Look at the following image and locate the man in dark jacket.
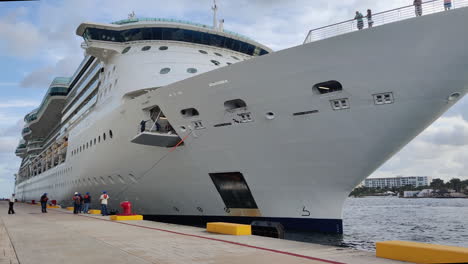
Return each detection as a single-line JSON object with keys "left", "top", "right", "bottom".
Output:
{"left": 83, "top": 192, "right": 91, "bottom": 214}
{"left": 40, "top": 193, "right": 48, "bottom": 213}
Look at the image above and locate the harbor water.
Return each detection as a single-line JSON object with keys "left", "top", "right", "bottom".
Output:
{"left": 286, "top": 197, "right": 468, "bottom": 251}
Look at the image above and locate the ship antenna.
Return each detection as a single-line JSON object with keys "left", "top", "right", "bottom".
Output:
{"left": 212, "top": 0, "right": 218, "bottom": 29}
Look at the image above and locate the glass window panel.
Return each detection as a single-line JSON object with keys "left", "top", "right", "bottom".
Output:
{"left": 183, "top": 30, "right": 193, "bottom": 42}
{"left": 151, "top": 28, "right": 162, "bottom": 40}
{"left": 192, "top": 31, "right": 202, "bottom": 44}
{"left": 201, "top": 32, "right": 211, "bottom": 45}
{"left": 173, "top": 29, "right": 184, "bottom": 41}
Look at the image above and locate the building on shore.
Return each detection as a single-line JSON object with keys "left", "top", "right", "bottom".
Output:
{"left": 364, "top": 176, "right": 431, "bottom": 188}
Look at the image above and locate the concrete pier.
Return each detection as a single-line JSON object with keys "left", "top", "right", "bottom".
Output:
{"left": 0, "top": 202, "right": 407, "bottom": 264}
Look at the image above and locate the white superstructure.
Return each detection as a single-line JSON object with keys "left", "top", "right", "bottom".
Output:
{"left": 13, "top": 4, "right": 468, "bottom": 233}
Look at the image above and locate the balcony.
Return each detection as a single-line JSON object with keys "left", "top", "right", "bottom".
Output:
{"left": 22, "top": 127, "right": 31, "bottom": 137}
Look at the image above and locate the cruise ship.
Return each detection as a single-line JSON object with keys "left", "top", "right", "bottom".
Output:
{"left": 13, "top": 2, "right": 468, "bottom": 233}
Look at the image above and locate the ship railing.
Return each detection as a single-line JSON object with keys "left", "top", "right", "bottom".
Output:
{"left": 304, "top": 0, "right": 468, "bottom": 44}
{"left": 138, "top": 119, "right": 175, "bottom": 135}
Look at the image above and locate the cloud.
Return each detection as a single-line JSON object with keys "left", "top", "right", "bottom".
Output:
{"left": 372, "top": 115, "right": 468, "bottom": 180}
{"left": 0, "top": 100, "right": 39, "bottom": 108}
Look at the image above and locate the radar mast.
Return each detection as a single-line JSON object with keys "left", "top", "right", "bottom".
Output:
{"left": 212, "top": 0, "right": 218, "bottom": 29}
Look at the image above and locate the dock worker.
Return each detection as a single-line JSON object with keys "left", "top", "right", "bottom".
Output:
{"left": 40, "top": 193, "right": 48, "bottom": 213}
{"left": 83, "top": 192, "right": 91, "bottom": 214}
{"left": 72, "top": 192, "right": 81, "bottom": 214}
{"left": 78, "top": 193, "right": 84, "bottom": 213}
{"left": 99, "top": 191, "right": 109, "bottom": 216}
{"left": 355, "top": 11, "right": 364, "bottom": 30}
{"left": 8, "top": 193, "right": 15, "bottom": 214}
{"left": 414, "top": 0, "right": 423, "bottom": 16}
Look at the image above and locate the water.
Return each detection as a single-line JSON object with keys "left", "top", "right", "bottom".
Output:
{"left": 285, "top": 197, "right": 468, "bottom": 251}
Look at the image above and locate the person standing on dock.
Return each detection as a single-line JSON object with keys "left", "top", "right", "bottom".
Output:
{"left": 78, "top": 193, "right": 84, "bottom": 213}
{"left": 83, "top": 192, "right": 91, "bottom": 214}
{"left": 444, "top": 0, "right": 452, "bottom": 10}
{"left": 414, "top": 0, "right": 423, "bottom": 16}
{"left": 40, "top": 193, "right": 48, "bottom": 213}
{"left": 99, "top": 191, "right": 109, "bottom": 216}
{"left": 72, "top": 192, "right": 81, "bottom": 214}
{"left": 8, "top": 194, "right": 15, "bottom": 214}
{"left": 355, "top": 11, "right": 364, "bottom": 30}
{"left": 366, "top": 9, "right": 374, "bottom": 28}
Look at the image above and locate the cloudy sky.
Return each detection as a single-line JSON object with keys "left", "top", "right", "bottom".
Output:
{"left": 0, "top": 0, "right": 467, "bottom": 197}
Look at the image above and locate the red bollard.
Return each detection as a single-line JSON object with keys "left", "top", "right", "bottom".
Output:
{"left": 31, "top": 200, "right": 36, "bottom": 204}
{"left": 120, "top": 201, "right": 132, "bottom": 216}
{"left": 51, "top": 200, "right": 57, "bottom": 205}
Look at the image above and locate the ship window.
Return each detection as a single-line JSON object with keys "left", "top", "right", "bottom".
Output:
{"left": 187, "top": 68, "right": 197, "bottom": 74}
{"left": 159, "top": 46, "right": 168, "bottom": 50}
{"left": 90, "top": 140, "right": 92, "bottom": 146}
{"left": 210, "top": 60, "right": 220, "bottom": 66}
{"left": 94, "top": 138, "right": 96, "bottom": 144}
{"left": 103, "top": 133, "right": 106, "bottom": 140}
{"left": 180, "top": 108, "right": 199, "bottom": 118}
{"left": 86, "top": 142, "right": 88, "bottom": 149}
{"left": 122, "top": 46, "right": 131, "bottom": 54}
{"left": 160, "top": 68, "right": 171, "bottom": 74}
{"left": 226, "top": 62, "right": 232, "bottom": 65}
{"left": 224, "top": 99, "right": 247, "bottom": 111}
{"left": 214, "top": 52, "right": 223, "bottom": 57}
{"left": 109, "top": 130, "right": 113, "bottom": 138}
{"left": 199, "top": 50, "right": 207, "bottom": 54}
{"left": 98, "top": 136, "right": 101, "bottom": 142}
{"left": 141, "top": 46, "right": 151, "bottom": 51}
{"left": 313, "top": 80, "right": 343, "bottom": 94}
{"left": 232, "top": 56, "right": 240, "bottom": 60}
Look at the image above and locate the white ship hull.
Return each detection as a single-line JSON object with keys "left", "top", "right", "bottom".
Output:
{"left": 15, "top": 8, "right": 468, "bottom": 233}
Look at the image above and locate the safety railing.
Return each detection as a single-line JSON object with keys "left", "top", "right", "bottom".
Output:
{"left": 304, "top": 0, "right": 468, "bottom": 44}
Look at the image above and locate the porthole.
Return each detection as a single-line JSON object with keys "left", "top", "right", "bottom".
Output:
{"left": 98, "top": 136, "right": 101, "bottom": 142}
{"left": 79, "top": 146, "right": 82, "bottom": 152}
{"left": 109, "top": 130, "right": 113, "bottom": 138}
{"left": 86, "top": 142, "right": 89, "bottom": 148}
{"left": 232, "top": 56, "right": 240, "bottom": 60}
{"left": 90, "top": 140, "right": 92, "bottom": 146}
{"left": 160, "top": 68, "right": 171, "bottom": 74}
{"left": 211, "top": 60, "right": 220, "bottom": 66}
{"left": 94, "top": 138, "right": 96, "bottom": 145}
{"left": 313, "top": 80, "right": 343, "bottom": 94}
{"left": 265, "top": 112, "right": 275, "bottom": 120}
{"left": 141, "top": 46, "right": 151, "bottom": 51}
{"left": 187, "top": 68, "right": 197, "bottom": 74}
{"left": 199, "top": 50, "right": 208, "bottom": 54}
{"left": 112, "top": 65, "right": 116, "bottom": 72}
{"left": 180, "top": 108, "right": 200, "bottom": 118}
{"left": 226, "top": 62, "right": 232, "bottom": 65}
{"left": 159, "top": 46, "right": 168, "bottom": 50}
{"left": 103, "top": 133, "right": 106, "bottom": 140}
{"left": 214, "top": 52, "right": 223, "bottom": 57}
{"left": 224, "top": 99, "right": 247, "bottom": 111}
{"left": 122, "top": 46, "right": 131, "bottom": 54}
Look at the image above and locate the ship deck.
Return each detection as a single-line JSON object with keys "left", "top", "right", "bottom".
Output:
{"left": 0, "top": 202, "right": 406, "bottom": 264}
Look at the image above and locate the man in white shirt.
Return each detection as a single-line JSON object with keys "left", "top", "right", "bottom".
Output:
{"left": 99, "top": 191, "right": 109, "bottom": 216}
{"left": 8, "top": 194, "right": 15, "bottom": 214}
